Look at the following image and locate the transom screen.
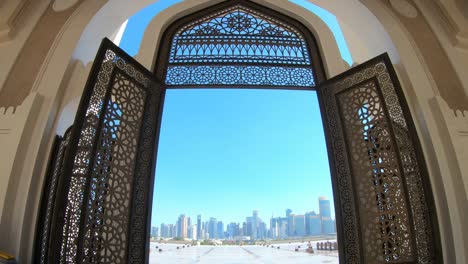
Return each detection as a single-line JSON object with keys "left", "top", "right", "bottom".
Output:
{"left": 164, "top": 4, "right": 319, "bottom": 88}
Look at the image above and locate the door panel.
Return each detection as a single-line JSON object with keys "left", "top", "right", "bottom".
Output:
{"left": 34, "top": 128, "right": 71, "bottom": 264}
{"left": 318, "top": 54, "right": 440, "bottom": 263}
{"left": 49, "top": 38, "right": 163, "bottom": 264}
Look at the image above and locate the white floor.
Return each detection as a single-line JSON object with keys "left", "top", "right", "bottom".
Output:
{"left": 149, "top": 243, "right": 339, "bottom": 264}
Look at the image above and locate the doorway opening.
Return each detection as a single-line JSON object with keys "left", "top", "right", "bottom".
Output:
{"left": 39, "top": 1, "right": 441, "bottom": 263}
{"left": 149, "top": 88, "right": 339, "bottom": 263}
{"left": 149, "top": 1, "right": 336, "bottom": 261}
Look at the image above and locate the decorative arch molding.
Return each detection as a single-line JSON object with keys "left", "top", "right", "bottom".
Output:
{"left": 1, "top": 0, "right": 465, "bottom": 262}
{"left": 137, "top": 0, "right": 345, "bottom": 79}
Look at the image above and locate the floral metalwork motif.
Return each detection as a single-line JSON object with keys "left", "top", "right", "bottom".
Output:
{"left": 320, "top": 54, "right": 437, "bottom": 263}
{"left": 55, "top": 39, "right": 162, "bottom": 264}
{"left": 166, "top": 4, "right": 315, "bottom": 88}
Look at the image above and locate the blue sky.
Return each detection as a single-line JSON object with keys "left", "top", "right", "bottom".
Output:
{"left": 116, "top": 0, "right": 346, "bottom": 228}
{"left": 151, "top": 89, "right": 334, "bottom": 227}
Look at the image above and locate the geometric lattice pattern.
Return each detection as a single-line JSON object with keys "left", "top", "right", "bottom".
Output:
{"left": 81, "top": 69, "right": 146, "bottom": 263}
{"left": 54, "top": 38, "right": 162, "bottom": 264}
{"left": 166, "top": 65, "right": 315, "bottom": 87}
{"left": 338, "top": 80, "right": 414, "bottom": 262}
{"left": 36, "top": 129, "right": 71, "bottom": 264}
{"left": 166, "top": 4, "right": 315, "bottom": 88}
{"left": 320, "top": 55, "right": 437, "bottom": 263}
{"left": 170, "top": 5, "right": 310, "bottom": 65}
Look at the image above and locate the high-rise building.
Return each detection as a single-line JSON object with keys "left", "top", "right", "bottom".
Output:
{"left": 177, "top": 214, "right": 188, "bottom": 238}
{"left": 294, "top": 215, "right": 306, "bottom": 237}
{"left": 258, "top": 221, "right": 267, "bottom": 239}
{"left": 208, "top": 218, "right": 217, "bottom": 239}
{"left": 245, "top": 217, "right": 253, "bottom": 237}
{"left": 288, "top": 213, "right": 295, "bottom": 237}
{"left": 252, "top": 210, "right": 258, "bottom": 240}
{"left": 319, "top": 197, "right": 331, "bottom": 218}
{"left": 151, "top": 226, "right": 159, "bottom": 237}
{"left": 305, "top": 211, "right": 321, "bottom": 236}
{"left": 188, "top": 224, "right": 197, "bottom": 240}
{"left": 319, "top": 197, "right": 333, "bottom": 235}
{"left": 160, "top": 223, "right": 169, "bottom": 238}
{"left": 197, "top": 215, "right": 202, "bottom": 240}
{"left": 270, "top": 217, "right": 278, "bottom": 239}
{"left": 278, "top": 218, "right": 288, "bottom": 239}
{"left": 227, "top": 222, "right": 240, "bottom": 239}
{"left": 217, "top": 221, "right": 224, "bottom": 239}
{"left": 170, "top": 224, "right": 176, "bottom": 238}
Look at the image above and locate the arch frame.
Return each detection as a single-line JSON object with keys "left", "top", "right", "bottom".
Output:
{"left": 152, "top": 0, "right": 327, "bottom": 88}
{"left": 144, "top": 1, "right": 442, "bottom": 263}
{"left": 1, "top": 0, "right": 464, "bottom": 262}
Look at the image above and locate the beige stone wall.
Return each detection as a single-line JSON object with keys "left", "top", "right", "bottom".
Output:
{"left": 0, "top": 0, "right": 467, "bottom": 262}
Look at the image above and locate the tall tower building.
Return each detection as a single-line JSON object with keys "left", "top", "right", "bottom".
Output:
{"left": 252, "top": 210, "right": 258, "bottom": 240}
{"left": 294, "top": 215, "right": 306, "bottom": 237}
{"left": 177, "top": 214, "right": 188, "bottom": 238}
{"left": 197, "top": 215, "right": 202, "bottom": 240}
{"left": 319, "top": 197, "right": 331, "bottom": 218}
{"left": 208, "top": 217, "right": 217, "bottom": 239}
{"left": 305, "top": 211, "right": 321, "bottom": 236}
{"left": 287, "top": 213, "right": 295, "bottom": 237}
{"left": 319, "top": 197, "right": 334, "bottom": 235}
{"left": 286, "top": 209, "right": 292, "bottom": 218}
{"left": 217, "top": 221, "right": 224, "bottom": 239}
{"left": 270, "top": 217, "right": 278, "bottom": 239}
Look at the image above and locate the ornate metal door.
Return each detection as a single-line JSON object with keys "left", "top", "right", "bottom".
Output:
{"left": 318, "top": 53, "right": 441, "bottom": 263}
{"left": 49, "top": 38, "right": 163, "bottom": 264}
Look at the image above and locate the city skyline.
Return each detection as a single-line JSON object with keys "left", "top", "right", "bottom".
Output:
{"left": 154, "top": 203, "right": 336, "bottom": 232}
{"left": 152, "top": 196, "right": 336, "bottom": 241}
{"left": 151, "top": 89, "right": 335, "bottom": 227}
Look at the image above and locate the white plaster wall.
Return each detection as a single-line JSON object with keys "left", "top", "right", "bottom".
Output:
{"left": 0, "top": 0, "right": 50, "bottom": 92}
{"left": 414, "top": 0, "right": 468, "bottom": 96}
{"left": 0, "top": 0, "right": 467, "bottom": 262}
{"left": 0, "top": 93, "right": 41, "bottom": 222}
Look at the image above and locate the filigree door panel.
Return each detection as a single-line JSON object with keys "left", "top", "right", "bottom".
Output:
{"left": 318, "top": 53, "right": 440, "bottom": 263}
{"left": 49, "top": 38, "right": 163, "bottom": 264}
{"left": 34, "top": 128, "right": 72, "bottom": 264}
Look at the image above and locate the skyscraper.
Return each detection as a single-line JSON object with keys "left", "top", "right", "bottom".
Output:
{"left": 151, "top": 226, "right": 158, "bottom": 237}
{"left": 217, "top": 221, "right": 224, "bottom": 239}
{"left": 270, "top": 217, "right": 278, "bottom": 239}
{"left": 252, "top": 210, "right": 258, "bottom": 240}
{"left": 305, "top": 211, "right": 321, "bottom": 236}
{"left": 319, "top": 197, "right": 331, "bottom": 218}
{"left": 286, "top": 209, "right": 292, "bottom": 218}
{"left": 197, "top": 215, "right": 202, "bottom": 240}
{"left": 177, "top": 214, "right": 188, "bottom": 238}
{"left": 319, "top": 197, "right": 334, "bottom": 235}
{"left": 294, "top": 215, "right": 306, "bottom": 237}
{"left": 258, "top": 221, "right": 267, "bottom": 239}
{"left": 227, "top": 222, "right": 240, "bottom": 239}
{"left": 208, "top": 217, "right": 217, "bottom": 239}
{"left": 160, "top": 223, "right": 169, "bottom": 238}
{"left": 288, "top": 213, "right": 296, "bottom": 237}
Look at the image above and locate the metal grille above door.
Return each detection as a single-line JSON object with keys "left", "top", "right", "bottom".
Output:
{"left": 156, "top": 0, "right": 325, "bottom": 89}
{"left": 318, "top": 53, "right": 441, "bottom": 263}
{"left": 49, "top": 38, "right": 164, "bottom": 264}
